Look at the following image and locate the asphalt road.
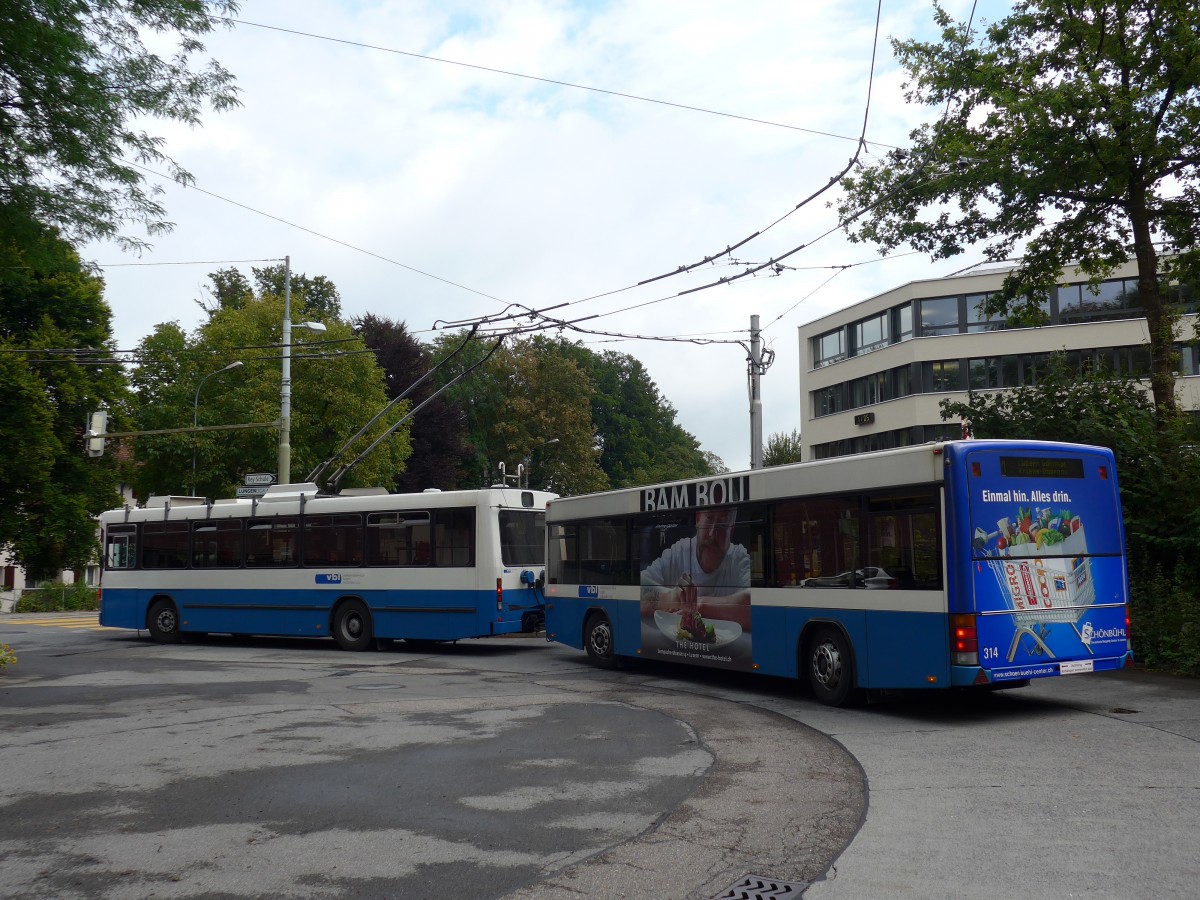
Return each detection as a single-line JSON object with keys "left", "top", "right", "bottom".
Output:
{"left": 1, "top": 613, "right": 1197, "bottom": 900}
{"left": 0, "top": 615, "right": 860, "bottom": 899}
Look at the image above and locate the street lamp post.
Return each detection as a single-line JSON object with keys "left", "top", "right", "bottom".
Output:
{"left": 192, "top": 361, "right": 244, "bottom": 495}
{"left": 277, "top": 255, "right": 327, "bottom": 485}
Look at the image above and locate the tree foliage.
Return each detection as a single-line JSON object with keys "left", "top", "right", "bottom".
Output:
{"left": 839, "top": 0, "right": 1200, "bottom": 417}
{"left": 0, "top": 1, "right": 241, "bottom": 249}
{"left": 763, "top": 429, "right": 804, "bottom": 467}
{"left": 0, "top": 214, "right": 127, "bottom": 579}
{"left": 431, "top": 333, "right": 608, "bottom": 495}
{"left": 357, "top": 314, "right": 471, "bottom": 492}
{"left": 129, "top": 286, "right": 407, "bottom": 499}
{"left": 430, "top": 333, "right": 721, "bottom": 495}
{"left": 554, "top": 341, "right": 721, "bottom": 487}
{"left": 203, "top": 265, "right": 343, "bottom": 319}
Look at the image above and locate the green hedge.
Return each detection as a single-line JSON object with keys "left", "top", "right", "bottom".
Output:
{"left": 14, "top": 581, "right": 100, "bottom": 612}
{"left": 1130, "top": 565, "right": 1200, "bottom": 677}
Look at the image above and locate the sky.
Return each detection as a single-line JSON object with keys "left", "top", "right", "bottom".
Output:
{"left": 87, "top": 0, "right": 1011, "bottom": 474}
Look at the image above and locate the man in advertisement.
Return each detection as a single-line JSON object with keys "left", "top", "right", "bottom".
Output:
{"left": 639, "top": 507, "right": 752, "bottom": 632}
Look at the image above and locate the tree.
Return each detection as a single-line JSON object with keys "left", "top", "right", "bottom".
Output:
{"left": 548, "top": 340, "right": 721, "bottom": 486}
{"left": 0, "top": 1, "right": 241, "bottom": 249}
{"left": 202, "top": 264, "right": 342, "bottom": 319}
{"left": 431, "top": 333, "right": 609, "bottom": 495}
{"left": 129, "top": 293, "right": 408, "bottom": 499}
{"left": 357, "top": 314, "right": 472, "bottom": 492}
{"left": 251, "top": 264, "right": 342, "bottom": 320}
{"left": 763, "top": 429, "right": 803, "bottom": 467}
{"left": 838, "top": 0, "right": 1200, "bottom": 420}
{"left": 0, "top": 214, "right": 128, "bottom": 580}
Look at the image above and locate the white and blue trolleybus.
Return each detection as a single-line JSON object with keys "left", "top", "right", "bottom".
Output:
{"left": 99, "top": 484, "right": 554, "bottom": 649}
{"left": 543, "top": 440, "right": 1132, "bottom": 704}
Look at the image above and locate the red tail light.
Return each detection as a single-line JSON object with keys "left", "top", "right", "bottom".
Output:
{"left": 496, "top": 577, "right": 503, "bottom": 613}
{"left": 951, "top": 613, "right": 979, "bottom": 665}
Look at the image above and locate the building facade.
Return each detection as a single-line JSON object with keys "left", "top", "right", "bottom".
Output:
{"left": 797, "top": 258, "right": 1200, "bottom": 460}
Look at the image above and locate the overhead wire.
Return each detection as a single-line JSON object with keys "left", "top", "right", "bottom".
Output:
{"left": 222, "top": 17, "right": 900, "bottom": 150}
{"left": 90, "top": 5, "right": 974, "bottom": 357}
{"left": 109, "top": 4, "right": 893, "bottom": 343}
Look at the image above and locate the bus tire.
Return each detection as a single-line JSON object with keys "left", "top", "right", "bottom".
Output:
{"left": 332, "top": 599, "right": 373, "bottom": 651}
{"left": 584, "top": 612, "right": 617, "bottom": 669}
{"left": 807, "top": 626, "right": 856, "bottom": 707}
{"left": 146, "top": 598, "right": 182, "bottom": 644}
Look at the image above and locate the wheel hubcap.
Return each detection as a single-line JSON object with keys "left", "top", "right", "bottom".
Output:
{"left": 590, "top": 623, "right": 611, "bottom": 656}
{"left": 345, "top": 616, "right": 362, "bottom": 639}
{"left": 157, "top": 610, "right": 176, "bottom": 633}
{"left": 813, "top": 641, "right": 842, "bottom": 688}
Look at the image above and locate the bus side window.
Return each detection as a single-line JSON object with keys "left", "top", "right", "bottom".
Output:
{"left": 577, "top": 519, "right": 631, "bottom": 585}
{"left": 433, "top": 508, "right": 475, "bottom": 568}
{"left": 775, "top": 497, "right": 859, "bottom": 587}
{"left": 246, "top": 517, "right": 298, "bottom": 568}
{"left": 105, "top": 527, "right": 137, "bottom": 570}
{"left": 142, "top": 522, "right": 189, "bottom": 569}
{"left": 864, "top": 490, "right": 942, "bottom": 590}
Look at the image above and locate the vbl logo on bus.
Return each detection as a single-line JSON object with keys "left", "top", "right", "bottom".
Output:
{"left": 316, "top": 574, "right": 342, "bottom": 585}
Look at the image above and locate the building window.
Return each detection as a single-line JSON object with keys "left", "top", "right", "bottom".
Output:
{"left": 924, "top": 360, "right": 962, "bottom": 392}
{"left": 1058, "top": 278, "right": 1140, "bottom": 321}
{"left": 919, "top": 296, "right": 960, "bottom": 335}
{"left": 814, "top": 328, "right": 847, "bottom": 367}
{"left": 891, "top": 304, "right": 913, "bottom": 343}
{"left": 965, "top": 292, "right": 1006, "bottom": 332}
{"left": 853, "top": 313, "right": 888, "bottom": 354}
{"left": 1018, "top": 353, "right": 1051, "bottom": 385}
{"left": 968, "top": 356, "right": 1019, "bottom": 389}
{"left": 1180, "top": 344, "right": 1200, "bottom": 377}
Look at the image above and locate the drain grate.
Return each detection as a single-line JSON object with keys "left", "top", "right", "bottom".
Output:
{"left": 711, "top": 874, "right": 809, "bottom": 899}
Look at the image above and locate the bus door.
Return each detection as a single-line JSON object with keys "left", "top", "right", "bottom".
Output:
{"left": 964, "top": 446, "right": 1130, "bottom": 681}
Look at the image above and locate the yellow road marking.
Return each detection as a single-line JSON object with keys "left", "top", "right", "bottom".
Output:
{"left": 4, "top": 614, "right": 106, "bottom": 630}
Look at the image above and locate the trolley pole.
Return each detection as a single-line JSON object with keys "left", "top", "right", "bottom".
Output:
{"left": 749, "top": 314, "right": 764, "bottom": 469}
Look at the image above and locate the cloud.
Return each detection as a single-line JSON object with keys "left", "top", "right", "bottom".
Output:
{"left": 89, "top": 0, "right": 1003, "bottom": 472}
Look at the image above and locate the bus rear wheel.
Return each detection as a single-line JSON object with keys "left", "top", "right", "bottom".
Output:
{"left": 332, "top": 599, "right": 373, "bottom": 651}
{"left": 146, "top": 598, "right": 182, "bottom": 644}
{"left": 584, "top": 613, "right": 617, "bottom": 669}
{"left": 807, "top": 626, "right": 856, "bottom": 707}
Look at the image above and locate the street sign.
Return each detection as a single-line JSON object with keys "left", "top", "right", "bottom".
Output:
{"left": 235, "top": 486, "right": 270, "bottom": 498}
{"left": 244, "top": 473, "right": 277, "bottom": 486}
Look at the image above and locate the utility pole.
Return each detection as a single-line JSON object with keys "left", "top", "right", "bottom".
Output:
{"left": 749, "top": 314, "right": 764, "bottom": 469}
{"left": 278, "top": 255, "right": 293, "bottom": 484}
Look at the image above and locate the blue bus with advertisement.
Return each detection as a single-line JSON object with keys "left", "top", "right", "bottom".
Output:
{"left": 543, "top": 440, "right": 1132, "bottom": 705}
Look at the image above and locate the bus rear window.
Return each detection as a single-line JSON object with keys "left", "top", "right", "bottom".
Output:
{"left": 499, "top": 510, "right": 545, "bottom": 565}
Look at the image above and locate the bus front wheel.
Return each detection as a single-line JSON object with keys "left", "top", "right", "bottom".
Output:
{"left": 146, "top": 598, "right": 182, "bottom": 644}
{"left": 584, "top": 613, "right": 617, "bottom": 669}
{"left": 807, "top": 627, "right": 856, "bottom": 707}
{"left": 332, "top": 600, "right": 373, "bottom": 651}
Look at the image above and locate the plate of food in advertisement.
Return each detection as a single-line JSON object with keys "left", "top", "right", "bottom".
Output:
{"left": 654, "top": 609, "right": 741, "bottom": 648}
